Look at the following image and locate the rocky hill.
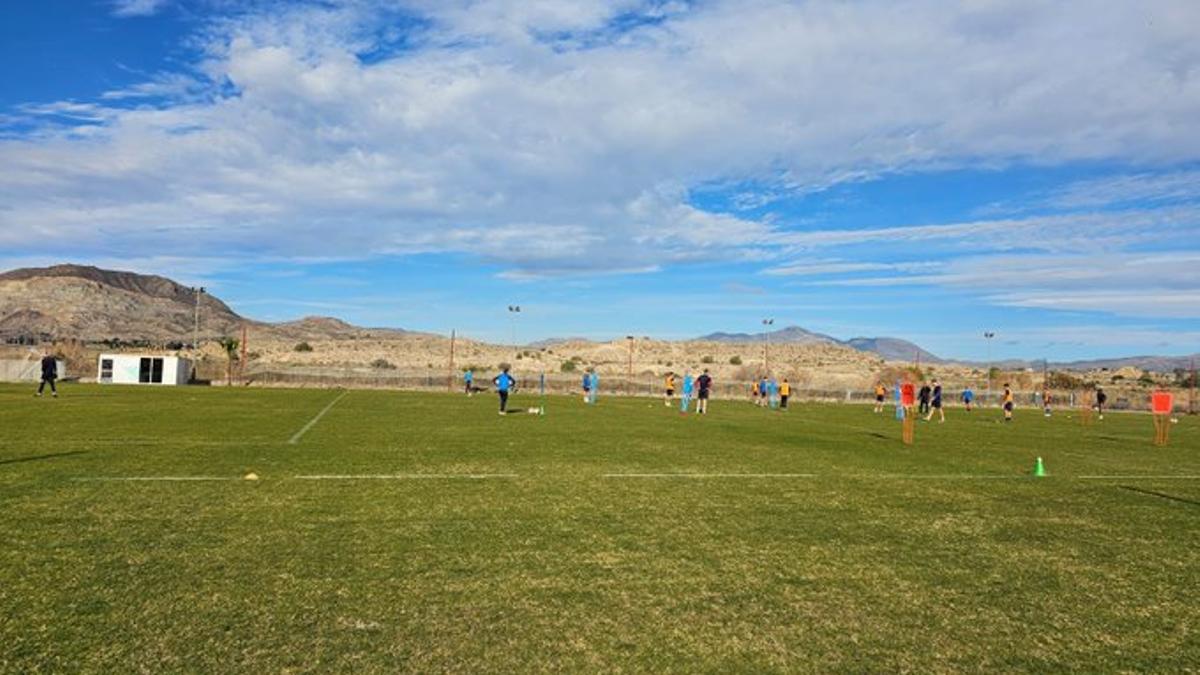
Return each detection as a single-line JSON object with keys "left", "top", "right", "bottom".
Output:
{"left": 0, "top": 265, "right": 245, "bottom": 343}
{"left": 0, "top": 265, "right": 430, "bottom": 345}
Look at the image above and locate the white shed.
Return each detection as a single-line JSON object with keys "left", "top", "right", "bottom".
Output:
{"left": 97, "top": 354, "right": 192, "bottom": 385}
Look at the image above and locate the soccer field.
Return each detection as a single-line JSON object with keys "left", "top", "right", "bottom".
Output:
{"left": 1, "top": 383, "right": 1197, "bottom": 672}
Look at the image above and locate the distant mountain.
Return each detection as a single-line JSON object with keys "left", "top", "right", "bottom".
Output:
{"left": 697, "top": 325, "right": 945, "bottom": 363}
{"left": 528, "top": 337, "right": 594, "bottom": 348}
{"left": 698, "top": 325, "right": 839, "bottom": 345}
{"left": 1051, "top": 354, "right": 1198, "bottom": 373}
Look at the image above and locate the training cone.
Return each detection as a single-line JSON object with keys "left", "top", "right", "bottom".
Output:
{"left": 1032, "top": 457, "right": 1046, "bottom": 478}
{"left": 244, "top": 472, "right": 259, "bottom": 481}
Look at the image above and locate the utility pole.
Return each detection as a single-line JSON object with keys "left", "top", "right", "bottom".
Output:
{"left": 984, "top": 331, "right": 996, "bottom": 406}
{"left": 762, "top": 318, "right": 774, "bottom": 375}
{"left": 626, "top": 335, "right": 634, "bottom": 396}
{"left": 1190, "top": 356, "right": 1196, "bottom": 415}
{"left": 448, "top": 330, "right": 456, "bottom": 392}
{"left": 192, "top": 286, "right": 205, "bottom": 351}
{"left": 240, "top": 324, "right": 247, "bottom": 384}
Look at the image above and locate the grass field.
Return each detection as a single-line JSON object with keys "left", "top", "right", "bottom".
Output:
{"left": 1, "top": 383, "right": 1197, "bottom": 672}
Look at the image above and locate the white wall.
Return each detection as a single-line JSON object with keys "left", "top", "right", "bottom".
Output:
{"left": 0, "top": 359, "right": 66, "bottom": 382}
{"left": 97, "top": 354, "right": 192, "bottom": 386}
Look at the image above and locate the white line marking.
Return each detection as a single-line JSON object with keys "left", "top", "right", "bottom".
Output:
{"left": 288, "top": 390, "right": 349, "bottom": 445}
{"left": 843, "top": 474, "right": 1034, "bottom": 479}
{"left": 603, "top": 473, "right": 817, "bottom": 478}
{"left": 72, "top": 476, "right": 237, "bottom": 482}
{"left": 294, "top": 474, "right": 518, "bottom": 480}
{"left": 1077, "top": 475, "right": 1200, "bottom": 480}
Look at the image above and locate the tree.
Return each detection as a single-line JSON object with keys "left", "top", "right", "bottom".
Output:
{"left": 219, "top": 337, "right": 239, "bottom": 386}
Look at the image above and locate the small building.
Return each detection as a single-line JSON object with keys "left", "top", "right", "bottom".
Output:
{"left": 0, "top": 358, "right": 66, "bottom": 383}
{"left": 97, "top": 354, "right": 192, "bottom": 385}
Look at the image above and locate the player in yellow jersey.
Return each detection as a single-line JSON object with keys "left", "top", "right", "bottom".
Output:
{"left": 664, "top": 372, "right": 676, "bottom": 407}
{"left": 873, "top": 382, "right": 887, "bottom": 413}
{"left": 1003, "top": 383, "right": 1014, "bottom": 422}
{"left": 780, "top": 378, "right": 791, "bottom": 409}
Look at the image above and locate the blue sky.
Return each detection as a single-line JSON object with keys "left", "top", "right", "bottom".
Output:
{"left": 2, "top": 0, "right": 1199, "bottom": 361}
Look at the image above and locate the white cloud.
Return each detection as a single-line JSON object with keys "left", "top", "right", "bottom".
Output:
{"left": 111, "top": 0, "right": 169, "bottom": 18}
{"left": 1047, "top": 170, "right": 1200, "bottom": 209}
{"left": 1, "top": 0, "right": 1199, "bottom": 285}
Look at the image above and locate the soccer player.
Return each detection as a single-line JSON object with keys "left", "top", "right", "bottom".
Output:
{"left": 1042, "top": 390, "right": 1052, "bottom": 417}
{"left": 1003, "top": 383, "right": 1014, "bottom": 422}
{"left": 696, "top": 369, "right": 713, "bottom": 415}
{"left": 874, "top": 382, "right": 886, "bottom": 413}
{"left": 493, "top": 367, "right": 516, "bottom": 414}
{"left": 463, "top": 369, "right": 473, "bottom": 396}
{"left": 961, "top": 387, "right": 974, "bottom": 412}
{"left": 918, "top": 383, "right": 932, "bottom": 415}
{"left": 925, "top": 379, "right": 944, "bottom": 422}
{"left": 768, "top": 377, "right": 780, "bottom": 409}
{"left": 1095, "top": 387, "right": 1107, "bottom": 420}
{"left": 581, "top": 371, "right": 592, "bottom": 403}
{"left": 779, "top": 378, "right": 790, "bottom": 410}
{"left": 588, "top": 371, "right": 600, "bottom": 405}
{"left": 680, "top": 372, "right": 695, "bottom": 414}
{"left": 35, "top": 352, "right": 58, "bottom": 398}
{"left": 664, "top": 372, "right": 676, "bottom": 407}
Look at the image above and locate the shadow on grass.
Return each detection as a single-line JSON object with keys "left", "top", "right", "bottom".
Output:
{"left": 0, "top": 450, "right": 89, "bottom": 466}
{"left": 1119, "top": 485, "right": 1200, "bottom": 507}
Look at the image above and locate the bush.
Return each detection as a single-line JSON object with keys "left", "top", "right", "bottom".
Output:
{"left": 371, "top": 358, "right": 396, "bottom": 370}
{"left": 1046, "top": 371, "right": 1085, "bottom": 389}
{"left": 701, "top": 355, "right": 715, "bottom": 364}
{"left": 294, "top": 342, "right": 313, "bottom": 352}
{"left": 729, "top": 355, "right": 742, "bottom": 365}
{"left": 560, "top": 360, "right": 578, "bottom": 372}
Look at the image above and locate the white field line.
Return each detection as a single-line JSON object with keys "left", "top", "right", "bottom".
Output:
{"left": 288, "top": 390, "right": 349, "bottom": 445}
{"left": 1077, "top": 475, "right": 1200, "bottom": 480}
{"left": 72, "top": 476, "right": 238, "bottom": 482}
{"left": 603, "top": 473, "right": 817, "bottom": 479}
{"left": 294, "top": 474, "right": 518, "bottom": 480}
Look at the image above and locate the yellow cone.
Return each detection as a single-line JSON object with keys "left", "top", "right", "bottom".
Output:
{"left": 244, "top": 472, "right": 259, "bottom": 481}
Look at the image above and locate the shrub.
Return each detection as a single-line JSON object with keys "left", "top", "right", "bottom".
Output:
{"left": 560, "top": 360, "right": 578, "bottom": 372}
{"left": 729, "top": 355, "right": 743, "bottom": 365}
{"left": 701, "top": 355, "right": 715, "bottom": 364}
{"left": 371, "top": 358, "right": 396, "bottom": 370}
{"left": 294, "top": 342, "right": 313, "bottom": 352}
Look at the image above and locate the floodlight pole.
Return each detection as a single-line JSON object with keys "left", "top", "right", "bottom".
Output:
{"left": 984, "top": 331, "right": 995, "bottom": 406}
{"left": 507, "top": 305, "right": 521, "bottom": 358}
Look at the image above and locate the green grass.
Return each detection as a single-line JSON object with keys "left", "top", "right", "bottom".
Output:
{"left": 1, "top": 383, "right": 1198, "bottom": 672}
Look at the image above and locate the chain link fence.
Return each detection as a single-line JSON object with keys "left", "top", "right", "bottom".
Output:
{"left": 243, "top": 366, "right": 1193, "bottom": 413}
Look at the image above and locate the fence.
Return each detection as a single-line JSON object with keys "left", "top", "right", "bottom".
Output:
{"left": 243, "top": 367, "right": 1192, "bottom": 413}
